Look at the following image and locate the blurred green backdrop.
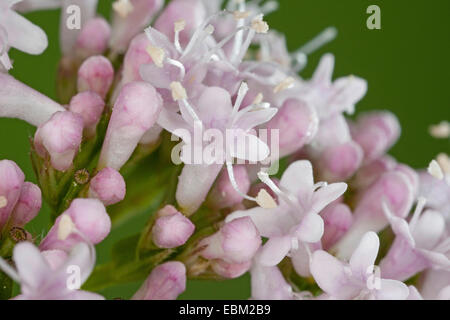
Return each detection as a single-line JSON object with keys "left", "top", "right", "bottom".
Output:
{"left": 0, "top": 0, "right": 449, "bottom": 299}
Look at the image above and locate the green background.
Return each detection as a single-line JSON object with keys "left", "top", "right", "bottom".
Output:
{"left": 0, "top": 0, "right": 449, "bottom": 299}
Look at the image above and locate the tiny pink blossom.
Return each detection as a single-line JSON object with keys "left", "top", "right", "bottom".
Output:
{"left": 88, "top": 167, "right": 126, "bottom": 206}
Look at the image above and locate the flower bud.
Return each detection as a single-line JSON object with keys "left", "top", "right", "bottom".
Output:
{"left": 211, "top": 260, "right": 251, "bottom": 279}
{"left": 122, "top": 33, "right": 152, "bottom": 84}
{"left": 41, "top": 249, "right": 68, "bottom": 270}
{"left": 395, "top": 164, "right": 419, "bottom": 196}
{"left": 110, "top": 0, "right": 164, "bottom": 53}
{"left": 0, "top": 73, "right": 65, "bottom": 126}
{"left": 34, "top": 111, "right": 84, "bottom": 171}
{"left": 352, "top": 156, "right": 397, "bottom": 189}
{"left": 207, "top": 166, "right": 250, "bottom": 210}
{"left": 199, "top": 217, "right": 261, "bottom": 264}
{"left": 154, "top": 0, "right": 206, "bottom": 47}
{"left": 98, "top": 81, "right": 163, "bottom": 170}
{"left": 10, "top": 182, "right": 41, "bottom": 228}
{"left": 88, "top": 168, "right": 126, "bottom": 206}
{"left": 265, "top": 98, "right": 318, "bottom": 158}
{"left": 76, "top": 18, "right": 111, "bottom": 59}
{"left": 352, "top": 111, "right": 400, "bottom": 161}
{"left": 317, "top": 141, "right": 363, "bottom": 182}
{"left": 132, "top": 261, "right": 186, "bottom": 300}
{"left": 320, "top": 203, "right": 353, "bottom": 250}
{"left": 39, "top": 198, "right": 111, "bottom": 252}
{"left": 77, "top": 55, "right": 114, "bottom": 99}
{"left": 151, "top": 205, "right": 195, "bottom": 248}
{"left": 69, "top": 91, "right": 105, "bottom": 137}
{"left": 0, "top": 160, "right": 25, "bottom": 230}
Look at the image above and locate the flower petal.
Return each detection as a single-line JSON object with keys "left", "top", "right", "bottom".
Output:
{"left": 349, "top": 231, "right": 380, "bottom": 276}
{"left": 310, "top": 182, "right": 347, "bottom": 215}
{"left": 375, "top": 279, "right": 409, "bottom": 300}
{"left": 295, "top": 213, "right": 324, "bottom": 243}
{"left": 257, "top": 236, "right": 292, "bottom": 266}
{"left": 280, "top": 160, "right": 314, "bottom": 200}
{"left": 14, "top": 242, "right": 51, "bottom": 290}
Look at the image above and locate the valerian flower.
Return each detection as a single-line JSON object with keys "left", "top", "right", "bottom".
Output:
{"left": 310, "top": 232, "right": 410, "bottom": 300}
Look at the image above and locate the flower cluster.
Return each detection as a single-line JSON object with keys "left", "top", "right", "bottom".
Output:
{"left": 0, "top": 0, "right": 448, "bottom": 300}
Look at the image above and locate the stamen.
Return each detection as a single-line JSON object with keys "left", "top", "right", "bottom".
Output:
{"left": 409, "top": 197, "right": 427, "bottom": 232}
{"left": 174, "top": 19, "right": 186, "bottom": 53}
{"left": 436, "top": 153, "right": 450, "bottom": 175}
{"left": 166, "top": 58, "right": 186, "bottom": 79}
{"left": 251, "top": 15, "right": 269, "bottom": 34}
{"left": 273, "top": 77, "right": 295, "bottom": 94}
{"left": 252, "top": 93, "right": 264, "bottom": 105}
{"left": 170, "top": 81, "right": 187, "bottom": 101}
{"left": 0, "top": 196, "right": 7, "bottom": 209}
{"left": 113, "top": 0, "right": 134, "bottom": 18}
{"left": 255, "top": 189, "right": 277, "bottom": 209}
{"left": 231, "top": 0, "right": 247, "bottom": 64}
{"left": 226, "top": 162, "right": 258, "bottom": 202}
{"left": 429, "top": 121, "right": 450, "bottom": 139}
{"left": 428, "top": 160, "right": 444, "bottom": 180}
{"left": 57, "top": 214, "right": 76, "bottom": 241}
{"left": 258, "top": 170, "right": 299, "bottom": 209}
{"left": 146, "top": 45, "right": 165, "bottom": 68}
{"left": 233, "top": 11, "right": 250, "bottom": 20}
{"left": 232, "top": 82, "right": 249, "bottom": 116}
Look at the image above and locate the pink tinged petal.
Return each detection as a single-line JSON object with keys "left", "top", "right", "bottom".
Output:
{"left": 420, "top": 269, "right": 450, "bottom": 300}
{"left": 76, "top": 18, "right": 111, "bottom": 59}
{"left": 88, "top": 167, "right": 126, "bottom": 206}
{"left": 2, "top": 10, "right": 47, "bottom": 54}
{"left": 196, "top": 87, "right": 233, "bottom": 126}
{"left": 310, "top": 250, "right": 360, "bottom": 299}
{"left": 132, "top": 261, "right": 186, "bottom": 300}
{"left": 310, "top": 183, "right": 348, "bottom": 215}
{"left": 437, "top": 286, "right": 450, "bottom": 300}
{"left": 211, "top": 260, "right": 251, "bottom": 279}
{"left": 157, "top": 108, "right": 191, "bottom": 140}
{"left": 230, "top": 132, "right": 270, "bottom": 162}
{"left": 395, "top": 164, "right": 419, "bottom": 196}
{"left": 295, "top": 213, "right": 324, "bottom": 243}
{"left": 152, "top": 207, "right": 195, "bottom": 248}
{"left": 207, "top": 165, "right": 250, "bottom": 210}
{"left": 98, "top": 81, "right": 163, "bottom": 170}
{"left": 13, "top": 241, "right": 52, "bottom": 291}
{"left": 77, "top": 55, "right": 114, "bottom": 99}
{"left": 352, "top": 156, "right": 397, "bottom": 189}
{"left": 407, "top": 286, "right": 423, "bottom": 300}
{"left": 383, "top": 205, "right": 415, "bottom": 246}
{"left": 291, "top": 242, "right": 321, "bottom": 277}
{"left": 321, "top": 203, "right": 353, "bottom": 250}
{"left": 280, "top": 160, "right": 314, "bottom": 201}
{"left": 349, "top": 231, "right": 380, "bottom": 277}
{"left": 264, "top": 98, "right": 318, "bottom": 158}
{"left": 60, "top": 0, "right": 98, "bottom": 55}
{"left": 318, "top": 141, "right": 363, "bottom": 182}
{"left": 235, "top": 108, "right": 278, "bottom": 132}
{"left": 312, "top": 54, "right": 334, "bottom": 86}
{"left": 10, "top": 182, "right": 41, "bottom": 227}
{"left": 41, "top": 250, "right": 68, "bottom": 271}
{"left": 176, "top": 163, "right": 223, "bottom": 215}
{"left": 123, "top": 33, "right": 152, "bottom": 83}
{"left": 39, "top": 199, "right": 111, "bottom": 252}
{"left": 411, "top": 210, "right": 445, "bottom": 250}
{"left": 0, "top": 160, "right": 25, "bottom": 229}
{"left": 251, "top": 264, "right": 293, "bottom": 300}
{"left": 34, "top": 111, "right": 84, "bottom": 171}
{"left": 200, "top": 217, "right": 261, "bottom": 264}
{"left": 110, "top": 0, "right": 164, "bottom": 53}
{"left": 257, "top": 235, "right": 292, "bottom": 266}
{"left": 62, "top": 242, "right": 96, "bottom": 285}
{"left": 418, "top": 250, "right": 450, "bottom": 270}
{"left": 69, "top": 91, "right": 105, "bottom": 136}
{"left": 328, "top": 75, "right": 367, "bottom": 115}
{"left": 375, "top": 279, "right": 409, "bottom": 300}
{"left": 0, "top": 73, "right": 65, "bottom": 126}
{"left": 154, "top": 0, "right": 206, "bottom": 47}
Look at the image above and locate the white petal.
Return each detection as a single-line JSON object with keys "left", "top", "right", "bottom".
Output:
{"left": 280, "top": 160, "right": 314, "bottom": 200}
{"left": 349, "top": 231, "right": 380, "bottom": 276}
{"left": 257, "top": 236, "right": 292, "bottom": 266}
{"left": 375, "top": 279, "right": 409, "bottom": 300}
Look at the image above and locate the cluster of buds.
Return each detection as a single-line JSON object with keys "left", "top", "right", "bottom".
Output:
{"left": 0, "top": 0, "right": 448, "bottom": 300}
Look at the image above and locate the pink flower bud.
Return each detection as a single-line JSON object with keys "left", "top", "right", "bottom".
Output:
{"left": 152, "top": 205, "right": 195, "bottom": 248}
{"left": 34, "top": 111, "right": 84, "bottom": 171}
{"left": 77, "top": 55, "right": 114, "bottom": 99}
{"left": 395, "top": 164, "right": 419, "bottom": 196}
{"left": 352, "top": 111, "right": 401, "bottom": 161}
{"left": 39, "top": 198, "right": 111, "bottom": 252}
{"left": 334, "top": 171, "right": 414, "bottom": 259}
{"left": 0, "top": 73, "right": 65, "bottom": 126}
{"left": 69, "top": 91, "right": 105, "bottom": 137}
{"left": 199, "top": 217, "right": 261, "bottom": 264}
{"left": 122, "top": 33, "right": 152, "bottom": 84}
{"left": 352, "top": 156, "right": 397, "bottom": 189}
{"left": 10, "top": 182, "right": 41, "bottom": 227}
{"left": 207, "top": 166, "right": 250, "bottom": 210}
{"left": 132, "top": 261, "right": 186, "bottom": 300}
{"left": 0, "top": 160, "right": 25, "bottom": 230}
{"left": 88, "top": 168, "right": 126, "bottom": 206}
{"left": 320, "top": 203, "right": 353, "bottom": 250}
{"left": 110, "top": 0, "right": 164, "bottom": 53}
{"left": 98, "top": 82, "right": 163, "bottom": 170}
{"left": 318, "top": 141, "right": 363, "bottom": 182}
{"left": 265, "top": 98, "right": 319, "bottom": 158}
{"left": 154, "top": 0, "right": 206, "bottom": 47}
{"left": 76, "top": 18, "right": 111, "bottom": 59}
{"left": 211, "top": 260, "right": 251, "bottom": 279}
